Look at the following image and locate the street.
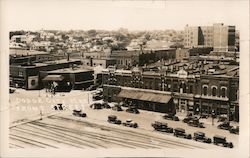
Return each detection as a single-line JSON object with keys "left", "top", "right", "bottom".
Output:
{"left": 9, "top": 89, "right": 239, "bottom": 149}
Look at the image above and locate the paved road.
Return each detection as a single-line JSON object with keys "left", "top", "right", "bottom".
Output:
{"left": 9, "top": 89, "right": 238, "bottom": 149}
{"left": 10, "top": 114, "right": 220, "bottom": 149}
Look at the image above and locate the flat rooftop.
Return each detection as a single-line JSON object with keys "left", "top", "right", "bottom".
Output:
{"left": 48, "top": 67, "right": 93, "bottom": 73}
{"left": 9, "top": 49, "right": 49, "bottom": 56}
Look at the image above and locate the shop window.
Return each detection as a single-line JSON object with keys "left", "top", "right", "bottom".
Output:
{"left": 212, "top": 87, "right": 217, "bottom": 96}
{"left": 203, "top": 85, "right": 208, "bottom": 95}
{"left": 221, "top": 87, "right": 227, "bottom": 98}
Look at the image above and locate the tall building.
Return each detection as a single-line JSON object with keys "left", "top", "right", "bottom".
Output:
{"left": 213, "top": 23, "right": 236, "bottom": 52}
{"left": 184, "top": 23, "right": 236, "bottom": 52}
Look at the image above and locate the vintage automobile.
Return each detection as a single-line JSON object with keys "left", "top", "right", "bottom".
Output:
{"left": 101, "top": 102, "right": 111, "bottom": 109}
{"left": 173, "top": 128, "right": 192, "bottom": 139}
{"left": 90, "top": 103, "right": 103, "bottom": 109}
{"left": 122, "top": 119, "right": 138, "bottom": 128}
{"left": 199, "top": 113, "right": 209, "bottom": 119}
{"left": 107, "top": 115, "right": 122, "bottom": 125}
{"left": 92, "top": 94, "right": 103, "bottom": 101}
{"left": 72, "top": 109, "right": 87, "bottom": 117}
{"left": 126, "top": 107, "right": 140, "bottom": 114}
{"left": 162, "top": 113, "right": 179, "bottom": 121}
{"left": 213, "top": 135, "right": 233, "bottom": 148}
{"left": 183, "top": 116, "right": 199, "bottom": 123}
{"left": 229, "top": 126, "right": 239, "bottom": 135}
{"left": 187, "top": 118, "right": 205, "bottom": 128}
{"left": 217, "top": 121, "right": 233, "bottom": 130}
{"left": 193, "top": 132, "right": 211, "bottom": 143}
{"left": 9, "top": 88, "right": 16, "bottom": 93}
{"left": 112, "top": 104, "right": 123, "bottom": 111}
{"left": 151, "top": 121, "right": 173, "bottom": 133}
{"left": 53, "top": 103, "right": 65, "bottom": 110}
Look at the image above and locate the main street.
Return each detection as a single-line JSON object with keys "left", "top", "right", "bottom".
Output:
{"left": 9, "top": 89, "right": 239, "bottom": 149}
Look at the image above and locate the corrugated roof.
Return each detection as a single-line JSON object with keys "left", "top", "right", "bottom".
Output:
{"left": 117, "top": 88, "right": 172, "bottom": 104}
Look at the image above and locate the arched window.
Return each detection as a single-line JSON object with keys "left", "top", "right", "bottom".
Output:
{"left": 221, "top": 87, "right": 227, "bottom": 98}
{"left": 212, "top": 86, "right": 217, "bottom": 96}
{"left": 203, "top": 85, "right": 208, "bottom": 95}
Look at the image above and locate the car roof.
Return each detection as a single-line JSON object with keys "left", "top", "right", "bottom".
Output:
{"left": 175, "top": 128, "right": 185, "bottom": 132}
{"left": 195, "top": 131, "right": 205, "bottom": 135}
{"left": 214, "top": 135, "right": 226, "bottom": 139}
{"left": 108, "top": 115, "right": 117, "bottom": 117}
{"left": 155, "top": 121, "right": 167, "bottom": 125}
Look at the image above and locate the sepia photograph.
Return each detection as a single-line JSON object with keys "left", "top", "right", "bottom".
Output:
{"left": 0, "top": 0, "right": 249, "bottom": 157}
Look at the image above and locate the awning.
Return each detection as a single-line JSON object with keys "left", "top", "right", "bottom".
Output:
{"left": 42, "top": 75, "right": 64, "bottom": 81}
{"left": 117, "top": 88, "right": 172, "bottom": 104}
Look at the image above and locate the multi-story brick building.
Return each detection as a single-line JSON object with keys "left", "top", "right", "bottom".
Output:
{"left": 101, "top": 62, "right": 239, "bottom": 121}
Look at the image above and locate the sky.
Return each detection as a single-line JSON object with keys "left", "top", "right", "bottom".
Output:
{"left": 1, "top": 0, "right": 249, "bottom": 31}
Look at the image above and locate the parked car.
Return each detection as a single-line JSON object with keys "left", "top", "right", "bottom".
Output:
{"left": 162, "top": 113, "right": 179, "bottom": 121}
{"left": 53, "top": 103, "right": 65, "bottom": 110}
{"left": 107, "top": 115, "right": 121, "bottom": 125}
{"left": 151, "top": 121, "right": 173, "bottom": 133}
{"left": 92, "top": 94, "right": 103, "bottom": 101}
{"left": 199, "top": 113, "right": 209, "bottom": 119}
{"left": 173, "top": 128, "right": 192, "bottom": 139}
{"left": 187, "top": 118, "right": 205, "bottom": 128}
{"left": 229, "top": 126, "right": 239, "bottom": 135}
{"left": 9, "top": 88, "right": 16, "bottom": 93}
{"left": 102, "top": 102, "right": 111, "bottom": 109}
{"left": 112, "top": 104, "right": 123, "bottom": 111}
{"left": 217, "top": 121, "right": 233, "bottom": 130}
{"left": 72, "top": 109, "right": 87, "bottom": 117}
{"left": 126, "top": 107, "right": 140, "bottom": 114}
{"left": 90, "top": 103, "right": 103, "bottom": 109}
{"left": 213, "top": 135, "right": 233, "bottom": 148}
{"left": 183, "top": 116, "right": 198, "bottom": 123}
{"left": 122, "top": 119, "right": 138, "bottom": 128}
{"left": 193, "top": 132, "right": 211, "bottom": 143}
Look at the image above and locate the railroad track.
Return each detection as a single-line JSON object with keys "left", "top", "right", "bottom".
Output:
{"left": 9, "top": 115, "right": 210, "bottom": 149}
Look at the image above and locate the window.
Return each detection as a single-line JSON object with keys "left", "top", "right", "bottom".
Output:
{"left": 212, "top": 87, "right": 217, "bottom": 96}
{"left": 18, "top": 71, "right": 23, "bottom": 77}
{"left": 189, "top": 85, "right": 193, "bottom": 93}
{"left": 221, "top": 87, "right": 227, "bottom": 98}
{"left": 203, "top": 85, "right": 208, "bottom": 95}
{"left": 31, "top": 80, "right": 36, "bottom": 86}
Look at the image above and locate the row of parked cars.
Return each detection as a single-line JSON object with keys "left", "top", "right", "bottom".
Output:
{"left": 163, "top": 113, "right": 239, "bottom": 135}
{"left": 217, "top": 121, "right": 239, "bottom": 135}
{"left": 107, "top": 115, "right": 138, "bottom": 128}
{"left": 106, "top": 114, "right": 234, "bottom": 148}
{"left": 90, "top": 101, "right": 140, "bottom": 114}
{"left": 162, "top": 113, "right": 205, "bottom": 128}
{"left": 151, "top": 121, "right": 234, "bottom": 148}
